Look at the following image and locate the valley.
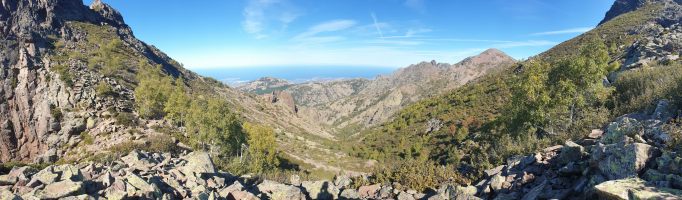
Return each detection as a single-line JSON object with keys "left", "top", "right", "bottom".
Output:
{"left": 1, "top": 0, "right": 682, "bottom": 199}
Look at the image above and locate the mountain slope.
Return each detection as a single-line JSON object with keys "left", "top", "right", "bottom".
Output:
{"left": 356, "top": 0, "right": 682, "bottom": 184}
{"left": 240, "top": 49, "right": 515, "bottom": 135}
{"left": 0, "top": 0, "right": 369, "bottom": 178}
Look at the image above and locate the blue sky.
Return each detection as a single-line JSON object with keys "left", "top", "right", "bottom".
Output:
{"left": 84, "top": 0, "right": 614, "bottom": 69}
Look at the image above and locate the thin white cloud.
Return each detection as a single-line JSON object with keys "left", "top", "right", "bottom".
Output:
{"left": 293, "top": 20, "right": 357, "bottom": 42}
{"left": 242, "top": 0, "right": 302, "bottom": 39}
{"left": 382, "top": 28, "right": 432, "bottom": 39}
{"left": 370, "top": 13, "right": 384, "bottom": 38}
{"left": 404, "top": 0, "right": 426, "bottom": 13}
{"left": 531, "top": 27, "right": 593, "bottom": 36}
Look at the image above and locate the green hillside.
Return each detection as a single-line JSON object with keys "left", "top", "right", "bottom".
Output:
{"left": 349, "top": 2, "right": 680, "bottom": 188}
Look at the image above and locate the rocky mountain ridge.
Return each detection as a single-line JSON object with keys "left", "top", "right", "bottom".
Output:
{"left": 0, "top": 0, "right": 367, "bottom": 178}
{"left": 239, "top": 49, "right": 515, "bottom": 134}
{"left": 0, "top": 0, "right": 189, "bottom": 163}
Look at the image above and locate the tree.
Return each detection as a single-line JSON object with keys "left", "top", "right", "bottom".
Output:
{"left": 507, "top": 39, "right": 611, "bottom": 136}
{"left": 184, "top": 96, "right": 244, "bottom": 156}
{"left": 243, "top": 122, "right": 279, "bottom": 173}
{"left": 164, "top": 78, "right": 190, "bottom": 126}
{"left": 134, "top": 62, "right": 173, "bottom": 119}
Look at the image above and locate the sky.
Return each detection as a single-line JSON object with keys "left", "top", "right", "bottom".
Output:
{"left": 83, "top": 0, "right": 614, "bottom": 70}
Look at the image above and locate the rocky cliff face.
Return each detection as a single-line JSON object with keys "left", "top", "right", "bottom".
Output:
{"left": 0, "top": 0, "right": 96, "bottom": 163}
{"left": 0, "top": 0, "right": 192, "bottom": 163}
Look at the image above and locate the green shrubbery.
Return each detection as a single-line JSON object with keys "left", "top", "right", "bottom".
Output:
{"left": 132, "top": 62, "right": 284, "bottom": 175}
{"left": 371, "top": 158, "right": 463, "bottom": 192}
{"left": 354, "top": 39, "right": 637, "bottom": 186}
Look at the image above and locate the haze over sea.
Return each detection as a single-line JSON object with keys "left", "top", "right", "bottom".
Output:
{"left": 194, "top": 66, "right": 396, "bottom": 85}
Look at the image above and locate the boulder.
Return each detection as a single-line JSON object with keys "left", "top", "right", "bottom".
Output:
{"left": 226, "top": 190, "right": 259, "bottom": 200}
{"left": 290, "top": 174, "right": 301, "bottom": 186}
{"left": 652, "top": 100, "right": 675, "bottom": 122}
{"left": 588, "top": 129, "right": 604, "bottom": 139}
{"left": 256, "top": 180, "right": 306, "bottom": 200}
{"left": 397, "top": 191, "right": 416, "bottom": 200}
{"left": 37, "top": 180, "right": 83, "bottom": 199}
{"left": 556, "top": 141, "right": 585, "bottom": 165}
{"left": 0, "top": 175, "right": 16, "bottom": 186}
{"left": 521, "top": 180, "right": 546, "bottom": 200}
{"left": 126, "top": 173, "right": 161, "bottom": 197}
{"left": 0, "top": 188, "right": 20, "bottom": 200}
{"left": 592, "top": 142, "right": 660, "bottom": 180}
{"left": 489, "top": 174, "right": 507, "bottom": 191}
{"left": 57, "top": 164, "right": 84, "bottom": 181}
{"left": 301, "top": 181, "right": 337, "bottom": 200}
{"left": 594, "top": 178, "right": 682, "bottom": 200}
{"left": 602, "top": 117, "right": 642, "bottom": 144}
{"left": 31, "top": 166, "right": 59, "bottom": 185}
{"left": 339, "top": 189, "right": 360, "bottom": 200}
{"left": 334, "top": 175, "right": 352, "bottom": 190}
{"left": 121, "top": 150, "right": 154, "bottom": 172}
{"left": 358, "top": 184, "right": 381, "bottom": 199}
{"left": 181, "top": 152, "right": 216, "bottom": 176}
{"left": 218, "top": 181, "right": 244, "bottom": 197}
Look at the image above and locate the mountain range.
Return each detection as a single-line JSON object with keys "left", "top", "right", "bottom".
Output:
{"left": 1, "top": 0, "right": 682, "bottom": 199}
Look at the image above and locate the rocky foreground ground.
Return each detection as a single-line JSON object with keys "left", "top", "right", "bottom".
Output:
{"left": 2, "top": 102, "right": 682, "bottom": 200}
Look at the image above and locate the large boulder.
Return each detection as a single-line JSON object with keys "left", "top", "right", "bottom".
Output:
{"left": 301, "top": 181, "right": 338, "bottom": 200}
{"left": 591, "top": 142, "right": 660, "bottom": 180}
{"left": 358, "top": 184, "right": 381, "bottom": 199}
{"left": 602, "top": 117, "right": 643, "bottom": 144}
{"left": 0, "top": 188, "right": 20, "bottom": 200}
{"left": 556, "top": 141, "right": 585, "bottom": 165}
{"left": 181, "top": 151, "right": 216, "bottom": 176}
{"left": 121, "top": 150, "right": 155, "bottom": 172}
{"left": 257, "top": 180, "right": 306, "bottom": 200}
{"left": 594, "top": 178, "right": 682, "bottom": 199}
{"left": 339, "top": 189, "right": 360, "bottom": 199}
{"left": 37, "top": 180, "right": 83, "bottom": 199}
{"left": 126, "top": 173, "right": 161, "bottom": 198}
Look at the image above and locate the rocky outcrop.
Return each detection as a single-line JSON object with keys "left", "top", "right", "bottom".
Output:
{"left": 0, "top": 0, "right": 194, "bottom": 163}
{"left": 600, "top": 0, "right": 654, "bottom": 25}
{"left": 468, "top": 100, "right": 682, "bottom": 199}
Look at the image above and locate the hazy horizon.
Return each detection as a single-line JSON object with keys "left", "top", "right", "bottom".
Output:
{"left": 83, "top": 0, "right": 612, "bottom": 73}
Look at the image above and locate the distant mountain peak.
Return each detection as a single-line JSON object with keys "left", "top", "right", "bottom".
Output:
{"left": 458, "top": 48, "right": 515, "bottom": 66}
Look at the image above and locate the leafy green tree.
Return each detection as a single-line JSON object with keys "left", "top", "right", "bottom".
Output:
{"left": 164, "top": 78, "right": 190, "bottom": 126}
{"left": 134, "top": 62, "right": 173, "bottom": 119}
{"left": 185, "top": 96, "right": 244, "bottom": 155}
{"left": 507, "top": 39, "right": 611, "bottom": 135}
{"left": 243, "top": 122, "right": 280, "bottom": 173}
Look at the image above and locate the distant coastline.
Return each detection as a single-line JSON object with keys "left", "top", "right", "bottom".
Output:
{"left": 193, "top": 66, "right": 397, "bottom": 86}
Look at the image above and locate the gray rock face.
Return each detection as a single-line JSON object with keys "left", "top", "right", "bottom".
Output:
{"left": 600, "top": 0, "right": 653, "bottom": 25}
{"left": 592, "top": 142, "right": 660, "bottom": 180}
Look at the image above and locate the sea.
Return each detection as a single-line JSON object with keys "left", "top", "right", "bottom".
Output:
{"left": 193, "top": 66, "right": 396, "bottom": 86}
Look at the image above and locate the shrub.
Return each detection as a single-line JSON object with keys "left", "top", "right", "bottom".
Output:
{"left": 95, "top": 81, "right": 114, "bottom": 97}
{"left": 371, "top": 158, "right": 463, "bottom": 192}
{"left": 114, "top": 112, "right": 137, "bottom": 127}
